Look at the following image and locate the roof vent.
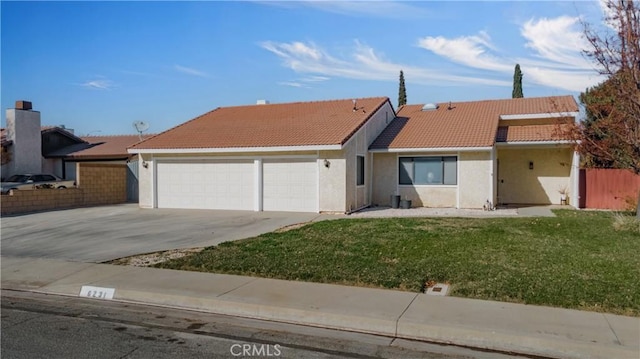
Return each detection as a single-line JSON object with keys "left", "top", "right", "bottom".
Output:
{"left": 422, "top": 103, "right": 438, "bottom": 111}
{"left": 256, "top": 100, "right": 270, "bottom": 105}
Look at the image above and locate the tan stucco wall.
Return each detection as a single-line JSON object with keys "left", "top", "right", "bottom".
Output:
{"left": 373, "top": 151, "right": 470, "bottom": 208}
{"left": 372, "top": 153, "right": 396, "bottom": 206}
{"left": 497, "top": 147, "right": 572, "bottom": 205}
{"left": 458, "top": 151, "right": 492, "bottom": 208}
{"left": 345, "top": 100, "right": 395, "bottom": 212}
{"left": 399, "top": 186, "right": 456, "bottom": 207}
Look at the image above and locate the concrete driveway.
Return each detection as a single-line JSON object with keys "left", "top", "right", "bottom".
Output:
{"left": 1, "top": 204, "right": 326, "bottom": 263}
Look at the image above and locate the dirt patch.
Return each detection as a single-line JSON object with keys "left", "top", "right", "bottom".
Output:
{"left": 106, "top": 247, "right": 204, "bottom": 267}
{"left": 273, "top": 222, "right": 309, "bottom": 233}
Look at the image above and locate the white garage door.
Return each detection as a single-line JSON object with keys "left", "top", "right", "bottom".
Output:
{"left": 263, "top": 159, "right": 318, "bottom": 212}
{"left": 156, "top": 160, "right": 254, "bottom": 210}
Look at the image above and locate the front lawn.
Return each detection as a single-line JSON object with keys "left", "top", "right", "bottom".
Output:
{"left": 156, "top": 210, "right": 640, "bottom": 316}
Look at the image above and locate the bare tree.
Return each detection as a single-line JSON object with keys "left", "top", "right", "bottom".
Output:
{"left": 577, "top": 0, "right": 640, "bottom": 216}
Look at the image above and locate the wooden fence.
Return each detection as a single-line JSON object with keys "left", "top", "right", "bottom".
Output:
{"left": 579, "top": 169, "right": 640, "bottom": 210}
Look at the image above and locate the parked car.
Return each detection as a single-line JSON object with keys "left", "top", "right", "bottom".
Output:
{"left": 1, "top": 174, "right": 76, "bottom": 194}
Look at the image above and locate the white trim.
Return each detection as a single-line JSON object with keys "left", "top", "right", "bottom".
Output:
{"left": 151, "top": 155, "right": 317, "bottom": 161}
{"left": 152, "top": 155, "right": 157, "bottom": 208}
{"left": 456, "top": 152, "right": 460, "bottom": 209}
{"left": 368, "top": 152, "right": 373, "bottom": 205}
{"left": 489, "top": 146, "right": 496, "bottom": 206}
{"left": 129, "top": 144, "right": 342, "bottom": 154}
{"left": 395, "top": 153, "right": 399, "bottom": 196}
{"left": 316, "top": 151, "right": 321, "bottom": 213}
{"left": 496, "top": 141, "right": 572, "bottom": 147}
{"left": 399, "top": 185, "right": 457, "bottom": 188}
{"left": 499, "top": 112, "right": 579, "bottom": 120}
{"left": 370, "top": 147, "right": 492, "bottom": 153}
{"left": 254, "top": 158, "right": 263, "bottom": 212}
{"left": 571, "top": 151, "right": 580, "bottom": 209}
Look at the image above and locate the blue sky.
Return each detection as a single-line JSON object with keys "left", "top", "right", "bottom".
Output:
{"left": 2, "top": 1, "right": 608, "bottom": 135}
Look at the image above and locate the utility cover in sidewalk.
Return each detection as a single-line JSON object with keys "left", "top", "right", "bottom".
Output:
{"left": 425, "top": 283, "right": 449, "bottom": 296}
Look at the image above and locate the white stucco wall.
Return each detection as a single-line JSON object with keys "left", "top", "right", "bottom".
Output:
{"left": 497, "top": 147, "right": 572, "bottom": 205}
{"left": 138, "top": 153, "right": 154, "bottom": 208}
{"left": 6, "top": 108, "right": 42, "bottom": 175}
{"left": 458, "top": 151, "right": 492, "bottom": 208}
{"left": 318, "top": 149, "right": 347, "bottom": 213}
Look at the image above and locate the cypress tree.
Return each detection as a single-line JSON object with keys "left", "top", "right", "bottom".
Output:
{"left": 398, "top": 70, "right": 407, "bottom": 107}
{"left": 512, "top": 64, "right": 523, "bottom": 98}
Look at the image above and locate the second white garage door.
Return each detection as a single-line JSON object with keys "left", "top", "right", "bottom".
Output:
{"left": 156, "top": 160, "right": 254, "bottom": 210}
{"left": 263, "top": 159, "right": 318, "bottom": 212}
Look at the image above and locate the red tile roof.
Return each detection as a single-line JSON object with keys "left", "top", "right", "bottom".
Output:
{"left": 67, "top": 135, "right": 148, "bottom": 159}
{"left": 370, "top": 96, "right": 578, "bottom": 149}
{"left": 496, "top": 124, "right": 572, "bottom": 142}
{"left": 45, "top": 134, "right": 149, "bottom": 159}
{"left": 130, "top": 97, "right": 391, "bottom": 150}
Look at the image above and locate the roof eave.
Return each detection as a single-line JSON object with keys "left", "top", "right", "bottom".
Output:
{"left": 496, "top": 140, "right": 573, "bottom": 147}
{"left": 128, "top": 144, "right": 344, "bottom": 154}
{"left": 499, "top": 112, "right": 579, "bottom": 120}
{"left": 369, "top": 146, "right": 493, "bottom": 153}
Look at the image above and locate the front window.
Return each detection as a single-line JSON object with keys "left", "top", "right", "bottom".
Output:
{"left": 399, "top": 156, "right": 457, "bottom": 185}
{"left": 356, "top": 155, "right": 365, "bottom": 186}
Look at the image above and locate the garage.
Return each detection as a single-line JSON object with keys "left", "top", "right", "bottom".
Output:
{"left": 263, "top": 159, "right": 318, "bottom": 212}
{"left": 156, "top": 160, "right": 254, "bottom": 210}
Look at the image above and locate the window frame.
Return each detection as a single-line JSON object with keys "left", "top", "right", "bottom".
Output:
{"left": 398, "top": 156, "right": 458, "bottom": 186}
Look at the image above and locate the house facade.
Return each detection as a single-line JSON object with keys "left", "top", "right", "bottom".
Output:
{"left": 129, "top": 96, "right": 580, "bottom": 213}
{"left": 129, "top": 97, "right": 395, "bottom": 213}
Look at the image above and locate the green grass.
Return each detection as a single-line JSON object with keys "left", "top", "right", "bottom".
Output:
{"left": 156, "top": 210, "right": 640, "bottom": 316}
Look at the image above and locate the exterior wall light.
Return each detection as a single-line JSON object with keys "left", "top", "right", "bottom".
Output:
{"left": 324, "top": 159, "right": 330, "bottom": 168}
{"left": 529, "top": 161, "right": 534, "bottom": 170}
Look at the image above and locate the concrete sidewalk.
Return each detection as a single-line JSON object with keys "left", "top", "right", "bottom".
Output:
{"left": 2, "top": 256, "right": 638, "bottom": 359}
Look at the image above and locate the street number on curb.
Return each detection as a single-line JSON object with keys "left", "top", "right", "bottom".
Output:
{"left": 79, "top": 285, "right": 115, "bottom": 300}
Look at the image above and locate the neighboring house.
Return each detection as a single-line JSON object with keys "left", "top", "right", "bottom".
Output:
{"left": 2, "top": 101, "right": 147, "bottom": 202}
{"left": 129, "top": 95, "right": 580, "bottom": 213}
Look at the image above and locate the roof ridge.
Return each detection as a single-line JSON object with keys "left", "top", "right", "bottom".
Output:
{"left": 217, "top": 96, "right": 390, "bottom": 109}
{"left": 82, "top": 134, "right": 154, "bottom": 138}
{"left": 406, "top": 95, "right": 576, "bottom": 107}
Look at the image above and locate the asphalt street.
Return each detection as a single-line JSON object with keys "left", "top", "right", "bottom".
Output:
{"left": 1, "top": 290, "right": 525, "bottom": 359}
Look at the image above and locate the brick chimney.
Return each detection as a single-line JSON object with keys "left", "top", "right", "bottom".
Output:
{"left": 6, "top": 100, "right": 42, "bottom": 175}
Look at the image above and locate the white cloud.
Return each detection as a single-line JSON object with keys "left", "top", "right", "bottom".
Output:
{"left": 414, "top": 15, "right": 604, "bottom": 92}
{"left": 521, "top": 16, "right": 592, "bottom": 68}
{"left": 174, "top": 65, "right": 209, "bottom": 78}
{"left": 279, "top": 81, "right": 309, "bottom": 88}
{"left": 81, "top": 78, "right": 115, "bottom": 90}
{"left": 417, "top": 32, "right": 512, "bottom": 72}
{"left": 301, "top": 76, "right": 330, "bottom": 82}
{"left": 261, "top": 40, "right": 510, "bottom": 87}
